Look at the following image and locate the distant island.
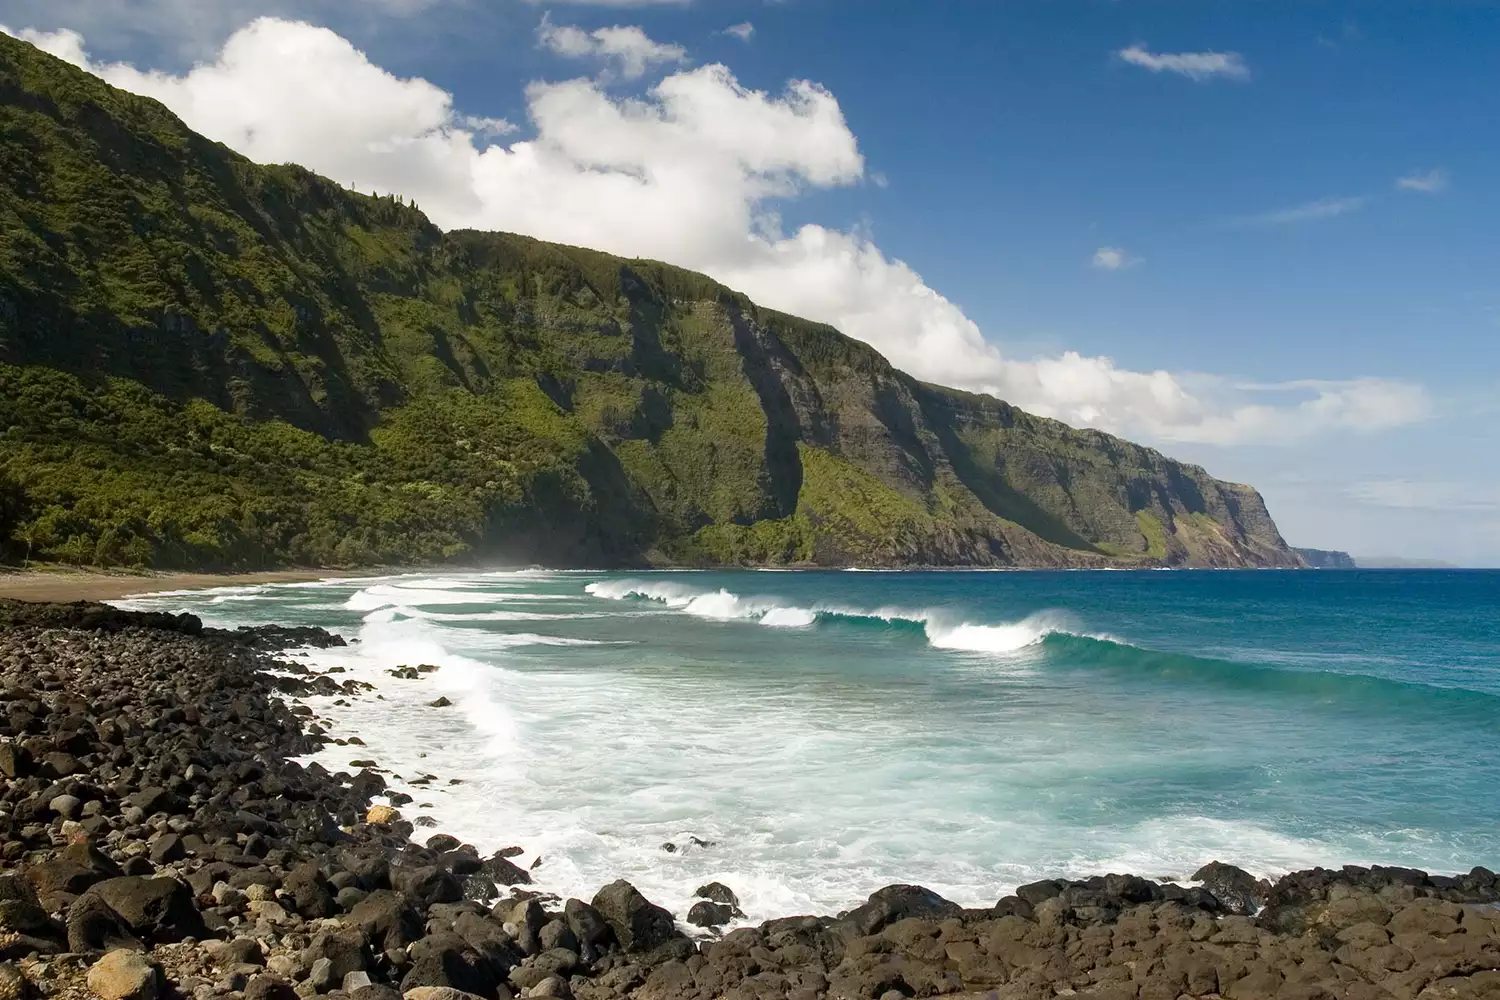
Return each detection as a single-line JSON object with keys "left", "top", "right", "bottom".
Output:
{"left": 0, "top": 34, "right": 1300, "bottom": 574}
{"left": 1293, "top": 547, "right": 1357, "bottom": 570}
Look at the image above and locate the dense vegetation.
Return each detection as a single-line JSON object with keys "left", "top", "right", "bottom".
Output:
{"left": 0, "top": 34, "right": 1300, "bottom": 570}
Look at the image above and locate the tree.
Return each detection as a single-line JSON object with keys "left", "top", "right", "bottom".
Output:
{"left": 0, "top": 470, "right": 31, "bottom": 564}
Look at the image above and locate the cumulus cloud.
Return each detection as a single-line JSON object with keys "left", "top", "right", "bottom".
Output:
{"left": 537, "top": 15, "right": 687, "bottom": 80}
{"left": 723, "top": 22, "right": 754, "bottom": 43}
{"left": 1396, "top": 168, "right": 1448, "bottom": 193}
{"left": 1117, "top": 45, "right": 1250, "bottom": 82}
{"left": 1240, "top": 195, "right": 1366, "bottom": 226}
{"left": 1, "top": 18, "right": 1429, "bottom": 448}
{"left": 1091, "top": 247, "right": 1139, "bottom": 270}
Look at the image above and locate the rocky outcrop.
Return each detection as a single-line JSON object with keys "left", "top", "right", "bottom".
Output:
{"left": 1296, "top": 547, "right": 1358, "bottom": 569}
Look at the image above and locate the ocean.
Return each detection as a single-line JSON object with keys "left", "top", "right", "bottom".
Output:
{"left": 118, "top": 568, "right": 1500, "bottom": 923}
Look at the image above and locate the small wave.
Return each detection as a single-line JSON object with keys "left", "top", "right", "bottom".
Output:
{"left": 587, "top": 580, "right": 1070, "bottom": 650}
{"left": 362, "top": 605, "right": 598, "bottom": 624}
{"left": 346, "top": 585, "right": 509, "bottom": 611}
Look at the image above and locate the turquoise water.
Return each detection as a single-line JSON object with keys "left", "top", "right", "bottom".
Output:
{"left": 120, "top": 569, "right": 1500, "bottom": 921}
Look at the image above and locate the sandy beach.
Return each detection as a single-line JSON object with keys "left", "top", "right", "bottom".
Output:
{"left": 0, "top": 567, "right": 371, "bottom": 602}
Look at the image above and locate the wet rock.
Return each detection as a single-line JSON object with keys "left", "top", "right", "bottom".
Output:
{"left": 591, "top": 881, "right": 676, "bottom": 953}
{"left": 479, "top": 853, "right": 532, "bottom": 887}
{"left": 694, "top": 883, "right": 740, "bottom": 908}
{"left": 86, "top": 949, "right": 158, "bottom": 1000}
{"left": 1192, "top": 861, "right": 1268, "bottom": 916}
{"left": 687, "top": 901, "right": 737, "bottom": 928}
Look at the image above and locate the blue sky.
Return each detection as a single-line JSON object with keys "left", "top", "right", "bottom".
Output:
{"left": 3, "top": 0, "right": 1497, "bottom": 563}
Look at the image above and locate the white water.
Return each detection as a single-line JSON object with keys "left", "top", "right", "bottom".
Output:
{"left": 115, "top": 570, "right": 1486, "bottom": 925}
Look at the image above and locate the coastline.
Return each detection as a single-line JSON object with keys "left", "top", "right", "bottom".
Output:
{"left": 0, "top": 598, "right": 1497, "bottom": 1000}
{"left": 0, "top": 567, "right": 399, "bottom": 603}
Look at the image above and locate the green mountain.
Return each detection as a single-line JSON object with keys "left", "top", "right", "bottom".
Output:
{"left": 0, "top": 34, "right": 1299, "bottom": 571}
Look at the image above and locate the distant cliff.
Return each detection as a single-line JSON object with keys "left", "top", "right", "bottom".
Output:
{"left": 1295, "top": 548, "right": 1357, "bottom": 570}
{"left": 0, "top": 34, "right": 1301, "bottom": 571}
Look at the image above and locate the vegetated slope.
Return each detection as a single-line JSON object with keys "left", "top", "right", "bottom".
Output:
{"left": 0, "top": 34, "right": 1299, "bottom": 570}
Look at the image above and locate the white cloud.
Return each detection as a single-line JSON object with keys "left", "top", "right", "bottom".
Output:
{"left": 723, "top": 22, "right": 754, "bottom": 43}
{"left": 1241, "top": 195, "right": 1366, "bottom": 226}
{"left": 3, "top": 18, "right": 1430, "bottom": 448}
{"left": 1091, "top": 246, "right": 1139, "bottom": 270}
{"left": 527, "top": 0, "right": 689, "bottom": 5}
{"left": 1117, "top": 45, "right": 1250, "bottom": 82}
{"left": 537, "top": 15, "right": 687, "bottom": 81}
{"left": 1396, "top": 168, "right": 1448, "bottom": 193}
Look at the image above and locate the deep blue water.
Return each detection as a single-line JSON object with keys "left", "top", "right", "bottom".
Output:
{"left": 122, "top": 568, "right": 1500, "bottom": 920}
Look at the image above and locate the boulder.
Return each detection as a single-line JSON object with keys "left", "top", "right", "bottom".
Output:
{"left": 841, "top": 885, "right": 962, "bottom": 935}
{"left": 687, "top": 901, "right": 736, "bottom": 928}
{"left": 393, "top": 866, "right": 462, "bottom": 909}
{"left": 590, "top": 881, "right": 676, "bottom": 953}
{"left": 401, "top": 933, "right": 500, "bottom": 998}
{"left": 347, "top": 890, "right": 425, "bottom": 953}
{"left": 302, "top": 928, "right": 373, "bottom": 982}
{"left": 479, "top": 854, "right": 532, "bottom": 887}
{"left": 694, "top": 883, "right": 740, "bottom": 908}
{"left": 86, "top": 949, "right": 158, "bottom": 1000}
{"left": 1192, "top": 861, "right": 1268, "bottom": 916}
{"left": 65, "top": 890, "right": 143, "bottom": 953}
{"left": 75, "top": 876, "right": 205, "bottom": 943}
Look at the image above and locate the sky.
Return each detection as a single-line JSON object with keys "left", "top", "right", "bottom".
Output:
{"left": 2, "top": 0, "right": 1497, "bottom": 564}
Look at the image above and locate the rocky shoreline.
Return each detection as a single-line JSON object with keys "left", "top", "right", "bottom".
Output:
{"left": 0, "top": 600, "right": 1497, "bottom": 1000}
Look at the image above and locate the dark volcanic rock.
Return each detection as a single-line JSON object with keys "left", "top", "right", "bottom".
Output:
{"left": 1192, "top": 860, "right": 1268, "bottom": 915}
{"left": 841, "top": 884, "right": 962, "bottom": 935}
{"left": 591, "top": 880, "right": 677, "bottom": 952}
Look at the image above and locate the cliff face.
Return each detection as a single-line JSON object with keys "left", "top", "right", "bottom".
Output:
{"left": 1295, "top": 548, "right": 1357, "bottom": 570}
{"left": 0, "top": 34, "right": 1300, "bottom": 570}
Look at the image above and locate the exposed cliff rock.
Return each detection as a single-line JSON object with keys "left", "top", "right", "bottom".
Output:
{"left": 1294, "top": 548, "right": 1357, "bottom": 570}
{"left": 0, "top": 34, "right": 1299, "bottom": 570}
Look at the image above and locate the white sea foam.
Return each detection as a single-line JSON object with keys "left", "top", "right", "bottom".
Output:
{"left": 588, "top": 579, "right": 1067, "bottom": 651}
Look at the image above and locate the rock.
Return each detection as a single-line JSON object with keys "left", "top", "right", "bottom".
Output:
{"left": 401, "top": 933, "right": 499, "bottom": 997}
{"left": 348, "top": 987, "right": 403, "bottom": 1000}
{"left": 86, "top": 949, "right": 158, "bottom": 1000}
{"left": 282, "top": 864, "right": 337, "bottom": 919}
{"left": 392, "top": 866, "right": 461, "bottom": 909}
{"left": 841, "top": 884, "right": 962, "bottom": 935}
{"left": 687, "top": 901, "right": 736, "bottom": 928}
{"left": 127, "top": 787, "right": 181, "bottom": 816}
{"left": 366, "top": 805, "right": 400, "bottom": 825}
{"left": 308, "top": 957, "right": 335, "bottom": 992}
{"left": 65, "top": 890, "right": 143, "bottom": 953}
{"left": 303, "top": 929, "right": 372, "bottom": 982}
{"left": 243, "top": 975, "right": 300, "bottom": 1000}
{"left": 1192, "top": 861, "right": 1268, "bottom": 916}
{"left": 563, "top": 899, "right": 612, "bottom": 952}
{"left": 76, "top": 876, "right": 206, "bottom": 943}
{"left": 148, "top": 834, "right": 185, "bottom": 865}
{"left": 48, "top": 794, "right": 81, "bottom": 820}
{"left": 0, "top": 876, "right": 53, "bottom": 937}
{"left": 346, "top": 890, "right": 424, "bottom": 953}
{"left": 479, "top": 854, "right": 532, "bottom": 887}
{"left": 694, "top": 883, "right": 740, "bottom": 908}
{"left": 402, "top": 989, "right": 493, "bottom": 1000}
{"left": 428, "top": 697, "right": 452, "bottom": 708}
{"left": 590, "top": 881, "right": 676, "bottom": 953}
{"left": 0, "top": 963, "right": 25, "bottom": 1000}
{"left": 0, "top": 743, "right": 33, "bottom": 779}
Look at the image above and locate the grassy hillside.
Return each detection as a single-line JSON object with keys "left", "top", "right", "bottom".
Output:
{"left": 0, "top": 34, "right": 1299, "bottom": 570}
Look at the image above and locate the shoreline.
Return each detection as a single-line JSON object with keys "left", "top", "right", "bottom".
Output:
{"left": 2, "top": 561, "right": 1468, "bottom": 605}
{"left": 0, "top": 567, "right": 403, "bottom": 603}
{"left": 0, "top": 599, "right": 1497, "bottom": 1000}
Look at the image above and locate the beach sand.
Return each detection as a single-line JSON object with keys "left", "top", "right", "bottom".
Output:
{"left": 0, "top": 567, "right": 367, "bottom": 602}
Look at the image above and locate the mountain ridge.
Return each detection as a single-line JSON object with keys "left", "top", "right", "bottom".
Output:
{"left": 0, "top": 33, "right": 1300, "bottom": 571}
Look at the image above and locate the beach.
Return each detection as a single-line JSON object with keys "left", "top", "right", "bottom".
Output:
{"left": 0, "top": 596, "right": 1498, "bottom": 1000}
